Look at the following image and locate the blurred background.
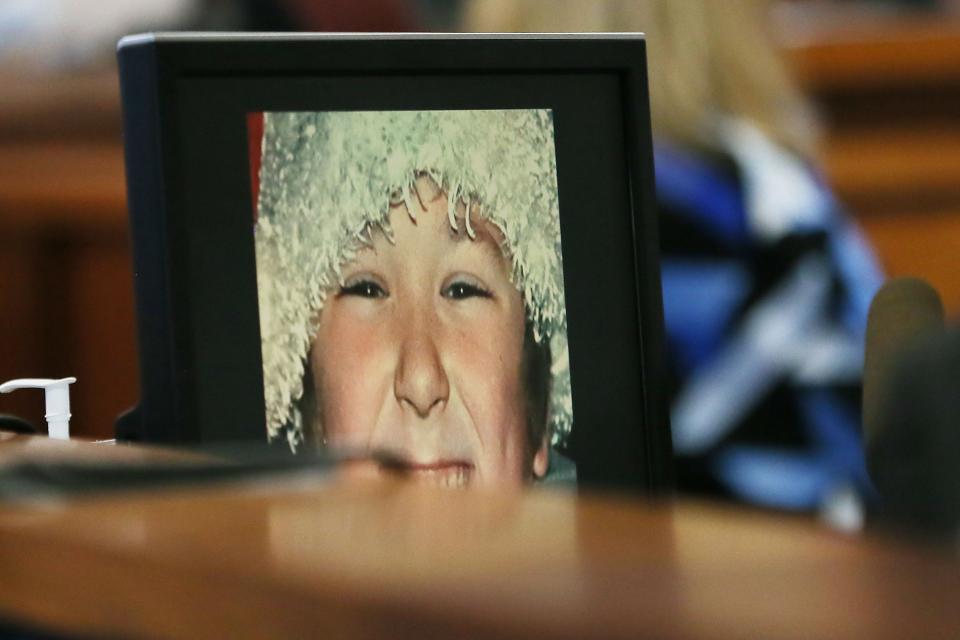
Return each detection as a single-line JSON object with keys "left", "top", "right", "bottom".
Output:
{"left": 2, "top": 0, "right": 959, "bottom": 516}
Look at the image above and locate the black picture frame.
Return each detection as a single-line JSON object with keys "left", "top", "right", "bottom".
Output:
{"left": 116, "top": 33, "right": 672, "bottom": 494}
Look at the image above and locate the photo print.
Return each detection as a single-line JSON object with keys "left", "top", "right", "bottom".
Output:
{"left": 248, "top": 109, "right": 574, "bottom": 487}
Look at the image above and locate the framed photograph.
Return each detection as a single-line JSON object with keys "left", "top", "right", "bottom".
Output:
{"left": 117, "top": 33, "right": 671, "bottom": 493}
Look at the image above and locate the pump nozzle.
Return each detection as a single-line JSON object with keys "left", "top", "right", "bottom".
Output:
{"left": 0, "top": 377, "right": 76, "bottom": 440}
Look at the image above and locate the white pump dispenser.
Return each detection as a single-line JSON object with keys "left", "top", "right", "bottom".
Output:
{"left": 0, "top": 377, "right": 76, "bottom": 439}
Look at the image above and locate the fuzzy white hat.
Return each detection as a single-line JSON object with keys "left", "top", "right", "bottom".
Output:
{"left": 255, "top": 109, "right": 571, "bottom": 451}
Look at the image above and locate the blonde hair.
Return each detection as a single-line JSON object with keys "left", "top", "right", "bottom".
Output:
{"left": 461, "top": 0, "right": 819, "bottom": 158}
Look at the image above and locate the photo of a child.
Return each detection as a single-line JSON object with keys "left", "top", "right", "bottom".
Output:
{"left": 251, "top": 109, "right": 573, "bottom": 486}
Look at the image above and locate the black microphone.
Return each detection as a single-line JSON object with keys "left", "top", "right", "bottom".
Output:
{"left": 863, "top": 277, "right": 945, "bottom": 458}
{"left": 863, "top": 277, "right": 960, "bottom": 536}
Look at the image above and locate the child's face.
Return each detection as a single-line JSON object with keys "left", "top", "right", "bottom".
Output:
{"left": 310, "top": 176, "right": 548, "bottom": 487}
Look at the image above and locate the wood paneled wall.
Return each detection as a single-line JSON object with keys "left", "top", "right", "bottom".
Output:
{"left": 785, "top": 11, "right": 960, "bottom": 317}
{"left": 0, "top": 76, "right": 134, "bottom": 438}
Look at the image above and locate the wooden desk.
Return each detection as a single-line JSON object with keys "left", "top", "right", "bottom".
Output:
{"left": 0, "top": 437, "right": 957, "bottom": 639}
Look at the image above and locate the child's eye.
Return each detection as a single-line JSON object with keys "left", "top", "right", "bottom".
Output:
{"left": 340, "top": 279, "right": 388, "bottom": 298}
{"left": 442, "top": 280, "right": 492, "bottom": 300}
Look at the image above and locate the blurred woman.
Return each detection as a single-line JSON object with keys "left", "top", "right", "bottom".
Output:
{"left": 464, "top": 0, "right": 882, "bottom": 512}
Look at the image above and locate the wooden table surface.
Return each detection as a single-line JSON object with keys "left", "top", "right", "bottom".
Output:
{"left": 0, "top": 436, "right": 958, "bottom": 639}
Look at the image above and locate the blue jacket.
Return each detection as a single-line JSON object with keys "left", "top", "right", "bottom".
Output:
{"left": 656, "top": 120, "right": 882, "bottom": 511}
